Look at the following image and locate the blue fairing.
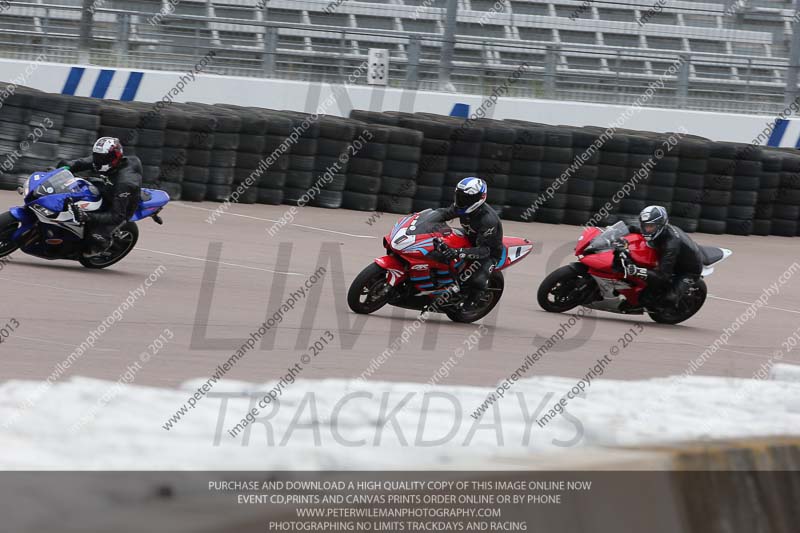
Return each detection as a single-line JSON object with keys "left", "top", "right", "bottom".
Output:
{"left": 131, "top": 188, "right": 170, "bottom": 222}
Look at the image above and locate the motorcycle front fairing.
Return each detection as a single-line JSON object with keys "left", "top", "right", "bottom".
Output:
{"left": 12, "top": 169, "right": 102, "bottom": 258}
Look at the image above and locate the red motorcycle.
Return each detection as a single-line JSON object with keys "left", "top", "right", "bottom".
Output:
{"left": 537, "top": 221, "right": 732, "bottom": 324}
{"left": 348, "top": 209, "right": 533, "bottom": 323}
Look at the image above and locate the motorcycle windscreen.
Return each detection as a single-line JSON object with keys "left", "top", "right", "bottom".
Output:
{"left": 406, "top": 209, "right": 452, "bottom": 236}
{"left": 28, "top": 170, "right": 101, "bottom": 205}
{"left": 586, "top": 221, "right": 630, "bottom": 252}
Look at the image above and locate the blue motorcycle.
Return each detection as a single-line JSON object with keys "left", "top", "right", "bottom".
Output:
{"left": 0, "top": 168, "right": 170, "bottom": 269}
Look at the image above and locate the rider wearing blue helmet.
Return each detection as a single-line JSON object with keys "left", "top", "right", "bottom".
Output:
{"left": 434, "top": 177, "right": 504, "bottom": 302}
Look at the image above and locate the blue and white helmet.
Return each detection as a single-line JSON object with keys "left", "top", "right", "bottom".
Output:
{"left": 454, "top": 177, "right": 487, "bottom": 215}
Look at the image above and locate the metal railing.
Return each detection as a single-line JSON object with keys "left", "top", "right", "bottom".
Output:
{"left": 0, "top": 1, "right": 795, "bottom": 116}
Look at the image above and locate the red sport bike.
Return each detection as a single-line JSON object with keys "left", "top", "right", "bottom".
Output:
{"left": 348, "top": 209, "right": 533, "bottom": 323}
{"left": 537, "top": 221, "right": 732, "bottom": 324}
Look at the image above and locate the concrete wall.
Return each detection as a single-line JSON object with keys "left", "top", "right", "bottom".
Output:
{"left": 1, "top": 57, "right": 798, "bottom": 147}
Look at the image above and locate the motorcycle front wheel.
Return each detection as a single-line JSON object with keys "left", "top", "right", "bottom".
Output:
{"left": 79, "top": 222, "right": 139, "bottom": 269}
{"left": 0, "top": 211, "right": 21, "bottom": 259}
{"left": 537, "top": 263, "right": 597, "bottom": 313}
{"left": 347, "top": 263, "right": 392, "bottom": 314}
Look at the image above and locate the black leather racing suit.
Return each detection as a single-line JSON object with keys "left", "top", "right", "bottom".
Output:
{"left": 57, "top": 156, "right": 143, "bottom": 249}
{"left": 434, "top": 203, "right": 504, "bottom": 292}
{"left": 630, "top": 223, "right": 703, "bottom": 304}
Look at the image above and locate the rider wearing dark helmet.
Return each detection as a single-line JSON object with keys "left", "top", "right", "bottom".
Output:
{"left": 627, "top": 205, "right": 704, "bottom": 305}
{"left": 433, "top": 177, "right": 504, "bottom": 302}
{"left": 55, "top": 137, "right": 142, "bottom": 257}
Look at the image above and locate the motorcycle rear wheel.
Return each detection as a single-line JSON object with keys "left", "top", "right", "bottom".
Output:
{"left": 537, "top": 264, "right": 596, "bottom": 313}
{"left": 348, "top": 262, "right": 392, "bottom": 314}
{"left": 79, "top": 222, "right": 139, "bottom": 269}
{"left": 648, "top": 278, "right": 707, "bottom": 325}
{"left": 0, "top": 211, "right": 21, "bottom": 258}
{"left": 446, "top": 271, "right": 504, "bottom": 323}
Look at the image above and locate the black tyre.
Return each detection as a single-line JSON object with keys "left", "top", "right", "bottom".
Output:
{"left": 347, "top": 263, "right": 392, "bottom": 314}
{"left": 446, "top": 271, "right": 504, "bottom": 324}
{"left": 537, "top": 264, "right": 596, "bottom": 313}
{"left": 0, "top": 211, "right": 21, "bottom": 258}
{"left": 181, "top": 182, "right": 207, "bottom": 202}
{"left": 79, "top": 222, "right": 139, "bottom": 269}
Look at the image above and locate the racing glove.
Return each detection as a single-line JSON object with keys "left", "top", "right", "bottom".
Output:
{"left": 625, "top": 263, "right": 648, "bottom": 280}
{"left": 433, "top": 238, "right": 460, "bottom": 261}
{"left": 69, "top": 202, "right": 89, "bottom": 225}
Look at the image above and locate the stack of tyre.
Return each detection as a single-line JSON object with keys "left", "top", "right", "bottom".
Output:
{"left": 752, "top": 150, "right": 781, "bottom": 236}
{"left": 59, "top": 96, "right": 101, "bottom": 166}
{"left": 613, "top": 133, "right": 653, "bottom": 221}
{"left": 310, "top": 117, "right": 355, "bottom": 209}
{"left": 772, "top": 149, "right": 800, "bottom": 236}
{"left": 699, "top": 143, "right": 740, "bottom": 235}
{"left": 155, "top": 109, "right": 192, "bottom": 200}
{"left": 250, "top": 110, "right": 292, "bottom": 206}
{"left": 532, "top": 128, "right": 574, "bottom": 224}
{"left": 670, "top": 135, "right": 709, "bottom": 233}
{"left": 379, "top": 125, "right": 422, "bottom": 214}
{"left": 342, "top": 120, "right": 387, "bottom": 212}
{"left": 218, "top": 104, "right": 269, "bottom": 205}
{"left": 475, "top": 119, "right": 516, "bottom": 216}
{"left": 282, "top": 112, "right": 320, "bottom": 206}
{"left": 590, "top": 128, "right": 629, "bottom": 224}
{"left": 398, "top": 116, "right": 451, "bottom": 212}
{"left": 14, "top": 91, "right": 65, "bottom": 182}
{"left": 0, "top": 88, "right": 30, "bottom": 189}
{"left": 641, "top": 133, "right": 676, "bottom": 219}
{"left": 502, "top": 122, "right": 544, "bottom": 222}
{"left": 441, "top": 121, "right": 483, "bottom": 209}
{"left": 200, "top": 106, "right": 241, "bottom": 202}
{"left": 180, "top": 109, "right": 218, "bottom": 202}
{"left": 561, "top": 127, "right": 600, "bottom": 226}
{"left": 725, "top": 146, "right": 762, "bottom": 236}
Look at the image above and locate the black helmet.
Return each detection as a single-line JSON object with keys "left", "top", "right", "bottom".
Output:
{"left": 639, "top": 205, "right": 669, "bottom": 242}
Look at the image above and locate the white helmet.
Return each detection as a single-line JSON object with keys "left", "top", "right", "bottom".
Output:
{"left": 454, "top": 177, "right": 487, "bottom": 215}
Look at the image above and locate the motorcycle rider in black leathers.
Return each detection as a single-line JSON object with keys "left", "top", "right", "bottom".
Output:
{"left": 432, "top": 177, "right": 504, "bottom": 307}
{"left": 56, "top": 137, "right": 142, "bottom": 257}
{"left": 626, "top": 205, "right": 704, "bottom": 307}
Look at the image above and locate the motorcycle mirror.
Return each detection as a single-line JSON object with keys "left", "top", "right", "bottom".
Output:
{"left": 16, "top": 186, "right": 23, "bottom": 196}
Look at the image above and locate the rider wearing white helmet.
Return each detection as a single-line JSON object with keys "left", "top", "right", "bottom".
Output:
{"left": 434, "top": 177, "right": 504, "bottom": 300}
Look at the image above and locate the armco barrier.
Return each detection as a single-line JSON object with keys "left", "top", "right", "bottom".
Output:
{"left": 0, "top": 85, "right": 798, "bottom": 236}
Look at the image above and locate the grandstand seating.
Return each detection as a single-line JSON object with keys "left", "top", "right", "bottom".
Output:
{"left": 1, "top": 0, "right": 799, "bottom": 112}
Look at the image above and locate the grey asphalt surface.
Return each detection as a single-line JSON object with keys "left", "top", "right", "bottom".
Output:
{"left": 2, "top": 189, "right": 799, "bottom": 389}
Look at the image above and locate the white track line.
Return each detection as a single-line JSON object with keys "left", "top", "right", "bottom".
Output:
{"left": 174, "top": 202, "right": 375, "bottom": 239}
{"left": 136, "top": 248, "right": 305, "bottom": 276}
{"left": 0, "top": 277, "right": 110, "bottom": 297}
{"left": 708, "top": 294, "right": 800, "bottom": 315}
{"left": 653, "top": 336, "right": 774, "bottom": 359}
{"left": 13, "top": 335, "right": 119, "bottom": 352}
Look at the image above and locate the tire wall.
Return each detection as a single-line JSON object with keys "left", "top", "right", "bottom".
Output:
{"left": 1, "top": 87, "right": 798, "bottom": 236}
